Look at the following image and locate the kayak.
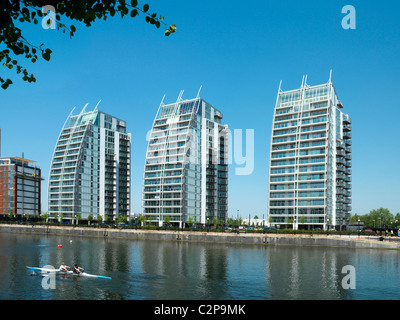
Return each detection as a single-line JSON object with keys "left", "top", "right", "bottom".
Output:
{"left": 27, "top": 266, "right": 112, "bottom": 280}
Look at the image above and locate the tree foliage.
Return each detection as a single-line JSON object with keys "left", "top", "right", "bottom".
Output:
{"left": 0, "top": 0, "right": 176, "bottom": 89}
{"left": 351, "top": 207, "right": 400, "bottom": 228}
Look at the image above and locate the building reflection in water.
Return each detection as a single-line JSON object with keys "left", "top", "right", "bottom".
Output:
{"left": 2, "top": 232, "right": 400, "bottom": 300}
{"left": 266, "top": 245, "right": 355, "bottom": 299}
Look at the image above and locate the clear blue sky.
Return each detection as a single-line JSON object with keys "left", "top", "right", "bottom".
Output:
{"left": 1, "top": 0, "right": 399, "bottom": 217}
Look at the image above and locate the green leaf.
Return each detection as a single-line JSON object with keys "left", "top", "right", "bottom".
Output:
{"left": 70, "top": 25, "right": 76, "bottom": 32}
{"left": 131, "top": 0, "right": 138, "bottom": 6}
{"left": 143, "top": 4, "right": 149, "bottom": 12}
{"left": 42, "top": 49, "right": 52, "bottom": 61}
{"left": 42, "top": 53, "right": 50, "bottom": 61}
{"left": 1, "top": 79, "right": 13, "bottom": 90}
{"left": 130, "top": 9, "right": 138, "bottom": 17}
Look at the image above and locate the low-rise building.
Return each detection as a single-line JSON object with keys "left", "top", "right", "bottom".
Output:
{"left": 0, "top": 156, "right": 43, "bottom": 217}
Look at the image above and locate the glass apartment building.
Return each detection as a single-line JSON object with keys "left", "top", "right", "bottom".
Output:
{"left": 0, "top": 157, "right": 42, "bottom": 217}
{"left": 267, "top": 80, "right": 352, "bottom": 230}
{"left": 48, "top": 108, "right": 131, "bottom": 223}
{"left": 143, "top": 96, "right": 228, "bottom": 227}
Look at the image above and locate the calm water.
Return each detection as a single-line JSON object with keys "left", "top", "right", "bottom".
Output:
{"left": 0, "top": 231, "right": 399, "bottom": 300}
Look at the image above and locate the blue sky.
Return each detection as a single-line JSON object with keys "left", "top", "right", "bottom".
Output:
{"left": 1, "top": 0, "right": 399, "bottom": 217}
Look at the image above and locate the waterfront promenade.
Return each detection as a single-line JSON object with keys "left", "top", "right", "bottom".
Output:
{"left": 1, "top": 224, "right": 400, "bottom": 250}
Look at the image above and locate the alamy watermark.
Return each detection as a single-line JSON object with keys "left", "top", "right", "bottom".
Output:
{"left": 42, "top": 5, "right": 56, "bottom": 29}
{"left": 41, "top": 265, "right": 56, "bottom": 290}
{"left": 342, "top": 5, "right": 356, "bottom": 30}
{"left": 146, "top": 127, "right": 254, "bottom": 176}
{"left": 341, "top": 265, "right": 356, "bottom": 290}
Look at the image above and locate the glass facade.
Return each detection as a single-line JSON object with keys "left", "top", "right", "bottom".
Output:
{"left": 143, "top": 97, "right": 228, "bottom": 227}
{"left": 268, "top": 82, "right": 352, "bottom": 230}
{"left": 48, "top": 110, "right": 131, "bottom": 222}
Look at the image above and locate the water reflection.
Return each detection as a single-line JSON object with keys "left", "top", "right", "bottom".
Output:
{"left": 1, "top": 232, "right": 400, "bottom": 300}
{"left": 266, "top": 246, "right": 355, "bottom": 299}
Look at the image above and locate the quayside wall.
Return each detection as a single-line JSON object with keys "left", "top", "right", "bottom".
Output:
{"left": 1, "top": 224, "right": 400, "bottom": 250}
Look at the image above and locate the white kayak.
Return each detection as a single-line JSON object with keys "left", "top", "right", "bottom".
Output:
{"left": 27, "top": 266, "right": 112, "bottom": 280}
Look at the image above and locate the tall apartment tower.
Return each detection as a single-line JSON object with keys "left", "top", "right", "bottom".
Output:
{"left": 48, "top": 107, "right": 131, "bottom": 223}
{"left": 267, "top": 78, "right": 352, "bottom": 230}
{"left": 0, "top": 156, "right": 43, "bottom": 217}
{"left": 143, "top": 95, "right": 229, "bottom": 227}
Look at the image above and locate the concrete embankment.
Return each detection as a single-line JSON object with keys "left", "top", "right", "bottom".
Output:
{"left": 1, "top": 224, "right": 400, "bottom": 250}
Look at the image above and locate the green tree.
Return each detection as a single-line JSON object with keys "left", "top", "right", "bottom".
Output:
{"left": 140, "top": 215, "right": 145, "bottom": 226}
{"left": 351, "top": 208, "right": 394, "bottom": 228}
{"left": 164, "top": 215, "right": 171, "bottom": 226}
{"left": 41, "top": 212, "right": 48, "bottom": 222}
{"left": 300, "top": 216, "right": 305, "bottom": 229}
{"left": 212, "top": 217, "right": 218, "bottom": 227}
{"left": 75, "top": 213, "right": 81, "bottom": 225}
{"left": 187, "top": 216, "right": 195, "bottom": 227}
{"left": 0, "top": 0, "right": 176, "bottom": 89}
{"left": 116, "top": 214, "right": 127, "bottom": 224}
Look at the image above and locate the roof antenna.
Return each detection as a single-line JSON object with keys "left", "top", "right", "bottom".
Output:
{"left": 94, "top": 99, "right": 101, "bottom": 111}
{"left": 196, "top": 85, "right": 202, "bottom": 99}
{"left": 80, "top": 103, "right": 89, "bottom": 114}
{"left": 301, "top": 75, "right": 305, "bottom": 88}
{"left": 328, "top": 69, "right": 332, "bottom": 83}
{"left": 176, "top": 90, "right": 184, "bottom": 102}
{"left": 304, "top": 74, "right": 308, "bottom": 87}
{"left": 160, "top": 94, "right": 166, "bottom": 106}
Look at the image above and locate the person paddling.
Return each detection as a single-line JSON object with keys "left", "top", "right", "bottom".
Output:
{"left": 73, "top": 264, "right": 84, "bottom": 274}
{"left": 59, "top": 262, "right": 70, "bottom": 272}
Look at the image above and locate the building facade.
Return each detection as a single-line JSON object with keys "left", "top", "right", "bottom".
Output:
{"left": 267, "top": 79, "right": 352, "bottom": 230}
{"left": 0, "top": 157, "right": 42, "bottom": 217}
{"left": 143, "top": 96, "right": 228, "bottom": 227}
{"left": 48, "top": 108, "right": 131, "bottom": 222}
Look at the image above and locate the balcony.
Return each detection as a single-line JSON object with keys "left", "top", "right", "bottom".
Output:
{"left": 337, "top": 142, "right": 344, "bottom": 149}
{"left": 336, "top": 150, "right": 345, "bottom": 157}
{"left": 343, "top": 124, "right": 352, "bottom": 132}
{"left": 336, "top": 173, "right": 345, "bottom": 180}
{"left": 336, "top": 181, "right": 345, "bottom": 188}
{"left": 343, "top": 132, "right": 352, "bottom": 139}
{"left": 343, "top": 116, "right": 351, "bottom": 124}
{"left": 337, "top": 101, "right": 343, "bottom": 108}
{"left": 336, "top": 158, "right": 345, "bottom": 165}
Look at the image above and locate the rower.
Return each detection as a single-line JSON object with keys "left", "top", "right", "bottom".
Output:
{"left": 73, "top": 264, "right": 84, "bottom": 274}
{"left": 59, "top": 262, "right": 70, "bottom": 272}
